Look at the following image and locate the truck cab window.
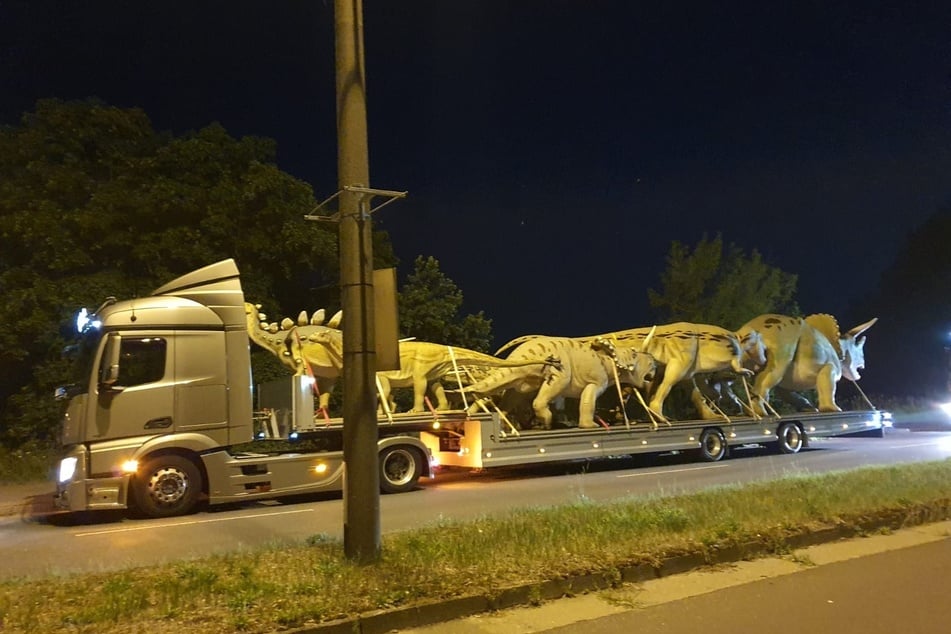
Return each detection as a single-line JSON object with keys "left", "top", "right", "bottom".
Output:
{"left": 113, "top": 337, "right": 167, "bottom": 387}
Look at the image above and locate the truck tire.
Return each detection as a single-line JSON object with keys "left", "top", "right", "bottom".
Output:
{"left": 131, "top": 454, "right": 202, "bottom": 518}
{"left": 776, "top": 421, "right": 804, "bottom": 454}
{"left": 698, "top": 428, "right": 728, "bottom": 462}
{"left": 379, "top": 446, "right": 423, "bottom": 494}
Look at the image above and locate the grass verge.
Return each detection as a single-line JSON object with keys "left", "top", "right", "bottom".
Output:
{"left": 0, "top": 443, "right": 58, "bottom": 484}
{"left": 1, "top": 459, "right": 950, "bottom": 633}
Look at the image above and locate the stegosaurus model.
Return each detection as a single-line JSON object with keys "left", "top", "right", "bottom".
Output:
{"left": 497, "top": 323, "right": 766, "bottom": 424}
{"left": 261, "top": 312, "right": 552, "bottom": 414}
{"left": 737, "top": 313, "right": 877, "bottom": 414}
{"left": 464, "top": 335, "right": 657, "bottom": 429}
{"left": 244, "top": 303, "right": 344, "bottom": 412}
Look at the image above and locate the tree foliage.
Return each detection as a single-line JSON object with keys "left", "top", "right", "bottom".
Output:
{"left": 0, "top": 99, "right": 356, "bottom": 446}
{"left": 852, "top": 207, "right": 951, "bottom": 397}
{"left": 398, "top": 256, "right": 493, "bottom": 352}
{"left": 647, "top": 234, "right": 799, "bottom": 329}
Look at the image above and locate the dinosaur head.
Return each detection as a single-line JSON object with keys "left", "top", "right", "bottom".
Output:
{"left": 840, "top": 318, "right": 877, "bottom": 381}
{"left": 739, "top": 329, "right": 767, "bottom": 371}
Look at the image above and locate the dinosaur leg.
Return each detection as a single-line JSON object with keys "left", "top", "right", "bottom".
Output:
{"left": 577, "top": 383, "right": 603, "bottom": 428}
{"left": 750, "top": 362, "right": 787, "bottom": 416}
{"left": 429, "top": 382, "right": 451, "bottom": 410}
{"left": 316, "top": 379, "right": 334, "bottom": 414}
{"left": 532, "top": 375, "right": 568, "bottom": 430}
{"left": 815, "top": 366, "right": 842, "bottom": 412}
{"left": 648, "top": 368, "right": 681, "bottom": 420}
{"left": 410, "top": 375, "right": 429, "bottom": 412}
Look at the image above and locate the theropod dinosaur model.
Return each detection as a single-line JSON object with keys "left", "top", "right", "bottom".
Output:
{"left": 464, "top": 335, "right": 657, "bottom": 429}
{"left": 497, "top": 323, "right": 765, "bottom": 423}
{"left": 737, "top": 314, "right": 877, "bottom": 414}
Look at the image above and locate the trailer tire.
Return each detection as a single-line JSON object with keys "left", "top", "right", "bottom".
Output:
{"left": 776, "top": 421, "right": 804, "bottom": 454}
{"left": 379, "top": 446, "right": 423, "bottom": 494}
{"left": 131, "top": 454, "right": 202, "bottom": 518}
{"left": 698, "top": 428, "right": 728, "bottom": 462}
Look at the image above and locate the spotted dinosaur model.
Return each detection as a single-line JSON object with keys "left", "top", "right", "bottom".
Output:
{"left": 464, "top": 335, "right": 657, "bottom": 429}
{"left": 737, "top": 314, "right": 877, "bottom": 415}
{"left": 497, "top": 323, "right": 766, "bottom": 424}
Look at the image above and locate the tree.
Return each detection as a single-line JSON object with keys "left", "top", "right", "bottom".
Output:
{"left": 398, "top": 256, "right": 493, "bottom": 352}
{"left": 851, "top": 207, "right": 951, "bottom": 398}
{"left": 0, "top": 99, "right": 387, "bottom": 447}
{"left": 647, "top": 234, "right": 799, "bottom": 329}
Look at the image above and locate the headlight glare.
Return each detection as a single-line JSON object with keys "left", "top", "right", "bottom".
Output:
{"left": 58, "top": 456, "right": 78, "bottom": 483}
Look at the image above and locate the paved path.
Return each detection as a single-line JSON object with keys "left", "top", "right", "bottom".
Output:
{"left": 399, "top": 521, "right": 951, "bottom": 633}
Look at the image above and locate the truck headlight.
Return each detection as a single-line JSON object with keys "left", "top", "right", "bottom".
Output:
{"left": 58, "top": 456, "right": 78, "bottom": 483}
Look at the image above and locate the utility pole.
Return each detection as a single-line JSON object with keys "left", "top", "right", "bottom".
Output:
{"left": 334, "top": 0, "right": 380, "bottom": 564}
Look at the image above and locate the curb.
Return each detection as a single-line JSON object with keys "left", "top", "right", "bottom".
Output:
{"left": 298, "top": 502, "right": 951, "bottom": 633}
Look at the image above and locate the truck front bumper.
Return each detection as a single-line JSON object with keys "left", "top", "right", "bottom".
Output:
{"left": 54, "top": 449, "right": 130, "bottom": 512}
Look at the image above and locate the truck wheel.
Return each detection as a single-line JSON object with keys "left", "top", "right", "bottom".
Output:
{"left": 132, "top": 455, "right": 202, "bottom": 518}
{"left": 776, "top": 421, "right": 804, "bottom": 454}
{"left": 698, "top": 428, "right": 728, "bottom": 462}
{"left": 379, "top": 446, "right": 422, "bottom": 494}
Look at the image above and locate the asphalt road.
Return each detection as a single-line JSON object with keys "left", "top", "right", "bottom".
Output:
{"left": 1, "top": 428, "right": 950, "bottom": 580}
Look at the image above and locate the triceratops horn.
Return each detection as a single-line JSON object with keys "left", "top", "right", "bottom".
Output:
{"left": 641, "top": 325, "right": 657, "bottom": 351}
{"left": 846, "top": 317, "right": 878, "bottom": 339}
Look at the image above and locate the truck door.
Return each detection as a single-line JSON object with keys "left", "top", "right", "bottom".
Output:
{"left": 92, "top": 333, "right": 175, "bottom": 442}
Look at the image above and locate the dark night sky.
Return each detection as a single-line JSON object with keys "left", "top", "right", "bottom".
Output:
{"left": 3, "top": 1, "right": 951, "bottom": 346}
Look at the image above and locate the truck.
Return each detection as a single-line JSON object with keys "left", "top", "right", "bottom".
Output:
{"left": 53, "top": 259, "right": 442, "bottom": 518}
{"left": 53, "top": 259, "right": 888, "bottom": 518}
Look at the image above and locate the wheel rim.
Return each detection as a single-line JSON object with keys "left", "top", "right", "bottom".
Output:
{"left": 781, "top": 424, "right": 802, "bottom": 451}
{"left": 702, "top": 431, "right": 724, "bottom": 459}
{"left": 147, "top": 466, "right": 190, "bottom": 506}
{"left": 382, "top": 449, "right": 415, "bottom": 487}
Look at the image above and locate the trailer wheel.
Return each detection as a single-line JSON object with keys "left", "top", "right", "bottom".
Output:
{"left": 131, "top": 454, "right": 202, "bottom": 518}
{"left": 379, "top": 446, "right": 423, "bottom": 494}
{"left": 776, "top": 421, "right": 804, "bottom": 454}
{"left": 698, "top": 428, "right": 728, "bottom": 462}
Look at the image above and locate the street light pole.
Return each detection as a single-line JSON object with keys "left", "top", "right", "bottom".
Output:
{"left": 334, "top": 0, "right": 380, "bottom": 564}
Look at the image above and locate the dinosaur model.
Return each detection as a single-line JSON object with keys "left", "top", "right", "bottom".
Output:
{"left": 497, "top": 323, "right": 765, "bottom": 423}
{"left": 737, "top": 314, "right": 877, "bottom": 415}
{"left": 286, "top": 324, "right": 550, "bottom": 414}
{"left": 244, "top": 303, "right": 343, "bottom": 412}
{"left": 464, "top": 335, "right": 657, "bottom": 429}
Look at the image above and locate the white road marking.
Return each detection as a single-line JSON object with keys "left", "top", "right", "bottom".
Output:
{"left": 616, "top": 463, "right": 731, "bottom": 478}
{"left": 74, "top": 507, "right": 314, "bottom": 537}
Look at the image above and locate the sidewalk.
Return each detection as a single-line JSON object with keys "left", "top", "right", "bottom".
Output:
{"left": 0, "top": 480, "right": 56, "bottom": 518}
{"left": 396, "top": 520, "right": 951, "bottom": 634}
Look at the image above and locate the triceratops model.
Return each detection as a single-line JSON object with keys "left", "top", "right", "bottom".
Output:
{"left": 498, "top": 323, "right": 765, "bottom": 424}
{"left": 464, "top": 335, "right": 657, "bottom": 429}
{"left": 737, "top": 314, "right": 877, "bottom": 415}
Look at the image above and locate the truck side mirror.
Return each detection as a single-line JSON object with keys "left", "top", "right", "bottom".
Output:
{"left": 99, "top": 333, "right": 122, "bottom": 389}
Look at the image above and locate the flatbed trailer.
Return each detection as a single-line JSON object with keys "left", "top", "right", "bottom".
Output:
{"left": 415, "top": 409, "right": 888, "bottom": 469}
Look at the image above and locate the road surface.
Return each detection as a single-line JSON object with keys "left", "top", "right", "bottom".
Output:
{"left": 1, "top": 428, "right": 949, "bottom": 580}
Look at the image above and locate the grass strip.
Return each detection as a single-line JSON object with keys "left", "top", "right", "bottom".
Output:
{"left": 1, "top": 459, "right": 950, "bottom": 633}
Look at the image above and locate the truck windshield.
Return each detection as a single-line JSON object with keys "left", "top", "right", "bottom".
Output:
{"left": 60, "top": 330, "right": 103, "bottom": 396}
